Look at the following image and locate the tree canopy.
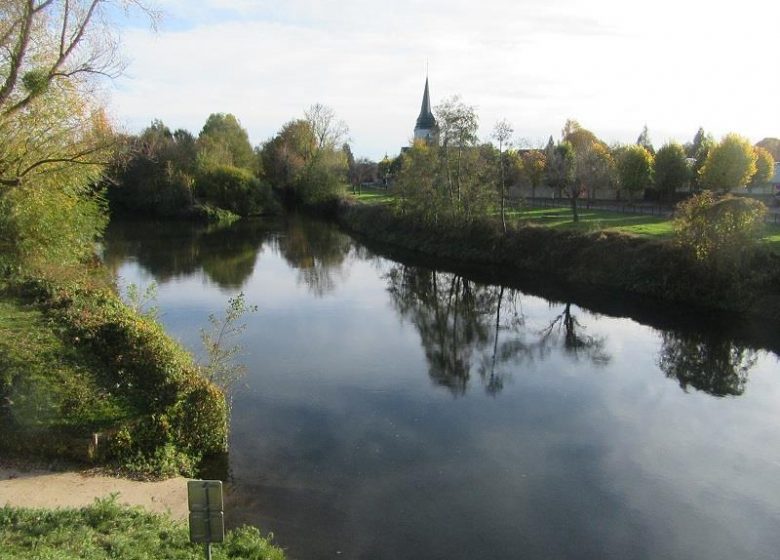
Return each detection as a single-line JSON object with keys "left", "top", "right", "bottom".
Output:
{"left": 699, "top": 133, "right": 757, "bottom": 192}
{"left": 653, "top": 142, "right": 690, "bottom": 199}
{"left": 198, "top": 113, "right": 255, "bottom": 170}
{"left": 617, "top": 144, "right": 653, "bottom": 200}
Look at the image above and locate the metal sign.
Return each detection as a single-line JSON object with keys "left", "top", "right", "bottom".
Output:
{"left": 188, "top": 480, "right": 225, "bottom": 555}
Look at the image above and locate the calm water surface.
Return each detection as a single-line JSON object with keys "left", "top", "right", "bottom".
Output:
{"left": 104, "top": 217, "right": 780, "bottom": 560}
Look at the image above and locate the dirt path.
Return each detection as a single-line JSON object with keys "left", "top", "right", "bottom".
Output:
{"left": 0, "top": 465, "right": 189, "bottom": 520}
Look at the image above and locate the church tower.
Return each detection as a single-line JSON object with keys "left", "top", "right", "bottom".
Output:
{"left": 413, "top": 77, "right": 438, "bottom": 142}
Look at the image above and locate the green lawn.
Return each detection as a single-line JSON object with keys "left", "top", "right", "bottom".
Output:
{"left": 348, "top": 189, "right": 780, "bottom": 250}
{"left": 347, "top": 185, "right": 395, "bottom": 206}
{"left": 507, "top": 207, "right": 675, "bottom": 238}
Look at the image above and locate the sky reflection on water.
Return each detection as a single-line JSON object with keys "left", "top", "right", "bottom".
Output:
{"left": 105, "top": 217, "right": 780, "bottom": 560}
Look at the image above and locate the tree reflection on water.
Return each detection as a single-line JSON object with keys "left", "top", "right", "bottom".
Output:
{"left": 658, "top": 331, "right": 758, "bottom": 397}
{"left": 385, "top": 265, "right": 611, "bottom": 396}
{"left": 104, "top": 219, "right": 270, "bottom": 289}
{"left": 273, "top": 215, "right": 354, "bottom": 297}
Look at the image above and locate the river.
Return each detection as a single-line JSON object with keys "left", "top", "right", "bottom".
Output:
{"left": 103, "top": 215, "right": 780, "bottom": 560}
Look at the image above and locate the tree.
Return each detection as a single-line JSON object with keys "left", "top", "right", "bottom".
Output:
{"left": 545, "top": 141, "right": 577, "bottom": 219}
{"left": 653, "top": 142, "right": 690, "bottom": 201}
{"left": 107, "top": 120, "right": 197, "bottom": 217}
{"left": 690, "top": 132, "right": 714, "bottom": 191}
{"left": 636, "top": 124, "right": 654, "bottom": 154}
{"left": 0, "top": 0, "right": 153, "bottom": 269}
{"left": 756, "top": 137, "right": 780, "bottom": 161}
{"left": 260, "top": 119, "right": 316, "bottom": 193}
{"left": 686, "top": 127, "right": 709, "bottom": 158}
{"left": 395, "top": 140, "right": 442, "bottom": 224}
{"left": 435, "top": 95, "right": 479, "bottom": 204}
{"left": 491, "top": 119, "right": 513, "bottom": 232}
{"left": 699, "top": 133, "right": 757, "bottom": 193}
{"left": 0, "top": 0, "right": 155, "bottom": 188}
{"left": 617, "top": 144, "right": 654, "bottom": 201}
{"left": 659, "top": 331, "right": 757, "bottom": 397}
{"left": 574, "top": 142, "right": 613, "bottom": 202}
{"left": 304, "top": 103, "right": 349, "bottom": 152}
{"left": 520, "top": 150, "right": 546, "bottom": 199}
{"left": 674, "top": 191, "right": 767, "bottom": 269}
{"left": 749, "top": 146, "right": 775, "bottom": 189}
{"left": 197, "top": 113, "right": 254, "bottom": 170}
{"left": 562, "top": 119, "right": 605, "bottom": 153}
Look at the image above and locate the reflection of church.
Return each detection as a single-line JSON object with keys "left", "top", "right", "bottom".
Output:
{"left": 413, "top": 77, "right": 438, "bottom": 143}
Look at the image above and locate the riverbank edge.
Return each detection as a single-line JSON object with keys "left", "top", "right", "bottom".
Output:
{"left": 320, "top": 198, "right": 780, "bottom": 322}
{"left": 0, "top": 268, "right": 228, "bottom": 478}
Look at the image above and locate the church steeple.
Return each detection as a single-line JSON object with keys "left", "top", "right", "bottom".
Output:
{"left": 414, "top": 76, "right": 437, "bottom": 141}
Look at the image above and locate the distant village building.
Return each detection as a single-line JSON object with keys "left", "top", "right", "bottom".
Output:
{"left": 413, "top": 77, "right": 438, "bottom": 143}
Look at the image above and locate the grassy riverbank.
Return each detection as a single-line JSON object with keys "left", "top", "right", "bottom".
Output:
{"left": 333, "top": 195, "right": 780, "bottom": 321}
{"left": 0, "top": 267, "right": 227, "bottom": 478}
{"left": 0, "top": 497, "right": 284, "bottom": 560}
{"left": 352, "top": 185, "right": 780, "bottom": 249}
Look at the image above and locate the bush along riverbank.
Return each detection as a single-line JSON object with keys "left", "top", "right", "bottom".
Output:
{"left": 328, "top": 198, "right": 780, "bottom": 321}
{"left": 0, "top": 268, "right": 227, "bottom": 479}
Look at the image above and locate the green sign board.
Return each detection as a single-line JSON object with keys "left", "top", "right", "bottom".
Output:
{"left": 187, "top": 480, "right": 224, "bottom": 544}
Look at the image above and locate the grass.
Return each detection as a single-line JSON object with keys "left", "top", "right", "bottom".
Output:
{"left": 0, "top": 497, "right": 285, "bottom": 560}
{"left": 347, "top": 189, "right": 780, "bottom": 251}
{"left": 0, "top": 293, "right": 132, "bottom": 436}
{"left": 507, "top": 207, "right": 675, "bottom": 238}
{"left": 346, "top": 185, "right": 395, "bottom": 206}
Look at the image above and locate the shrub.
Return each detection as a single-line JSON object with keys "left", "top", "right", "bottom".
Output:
{"left": 674, "top": 192, "right": 767, "bottom": 269}
{"left": 195, "top": 165, "right": 274, "bottom": 216}
{"left": 9, "top": 275, "right": 228, "bottom": 473}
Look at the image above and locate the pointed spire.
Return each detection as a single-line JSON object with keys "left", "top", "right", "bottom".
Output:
{"left": 415, "top": 77, "right": 436, "bottom": 131}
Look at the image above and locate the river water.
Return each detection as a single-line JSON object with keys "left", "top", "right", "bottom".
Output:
{"left": 103, "top": 216, "right": 780, "bottom": 560}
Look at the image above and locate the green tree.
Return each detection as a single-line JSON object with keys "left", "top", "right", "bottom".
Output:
{"left": 0, "top": 0, "right": 152, "bottom": 270}
{"left": 107, "top": 120, "right": 198, "bottom": 217}
{"left": 690, "top": 132, "right": 715, "bottom": 191}
{"left": 749, "top": 146, "right": 775, "bottom": 189}
{"left": 699, "top": 133, "right": 758, "bottom": 193}
{"left": 674, "top": 191, "right": 767, "bottom": 269}
{"left": 575, "top": 142, "right": 613, "bottom": 202}
{"left": 520, "top": 149, "right": 546, "bottom": 199}
{"left": 260, "top": 119, "right": 316, "bottom": 194}
{"left": 617, "top": 144, "right": 654, "bottom": 201}
{"left": 654, "top": 142, "right": 690, "bottom": 200}
{"left": 686, "top": 127, "right": 709, "bottom": 158}
{"left": 435, "top": 95, "right": 479, "bottom": 204}
{"left": 545, "top": 141, "right": 577, "bottom": 218}
{"left": 197, "top": 113, "right": 254, "bottom": 170}
{"left": 395, "top": 140, "right": 443, "bottom": 224}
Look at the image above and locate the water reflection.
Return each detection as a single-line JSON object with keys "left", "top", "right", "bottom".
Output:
{"left": 385, "top": 265, "right": 611, "bottom": 396}
{"left": 103, "top": 220, "right": 271, "bottom": 289}
{"left": 659, "top": 331, "right": 758, "bottom": 397}
{"left": 539, "top": 303, "right": 610, "bottom": 366}
{"left": 271, "top": 216, "right": 353, "bottom": 297}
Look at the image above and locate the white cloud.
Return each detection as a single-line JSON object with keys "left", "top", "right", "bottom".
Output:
{"left": 111, "top": 0, "right": 780, "bottom": 158}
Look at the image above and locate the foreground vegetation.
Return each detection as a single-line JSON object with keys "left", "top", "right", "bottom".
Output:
{"left": 0, "top": 497, "right": 285, "bottom": 560}
{"left": 0, "top": 1, "right": 230, "bottom": 477}
{"left": 0, "top": 268, "right": 228, "bottom": 478}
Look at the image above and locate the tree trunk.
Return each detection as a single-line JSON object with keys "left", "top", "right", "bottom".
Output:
{"left": 571, "top": 196, "right": 579, "bottom": 223}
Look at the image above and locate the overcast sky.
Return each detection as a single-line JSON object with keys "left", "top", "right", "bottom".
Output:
{"left": 111, "top": 0, "right": 780, "bottom": 159}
